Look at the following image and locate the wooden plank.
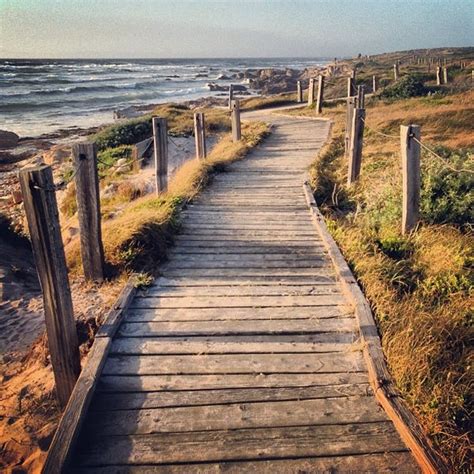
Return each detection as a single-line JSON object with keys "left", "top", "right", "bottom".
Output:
{"left": 172, "top": 239, "right": 322, "bottom": 247}
{"left": 71, "top": 451, "right": 418, "bottom": 473}
{"left": 98, "top": 372, "right": 370, "bottom": 392}
{"left": 163, "top": 261, "right": 330, "bottom": 270}
{"left": 169, "top": 245, "right": 326, "bottom": 254}
{"left": 161, "top": 268, "right": 336, "bottom": 277}
{"left": 118, "top": 317, "right": 355, "bottom": 336}
{"left": 129, "top": 295, "right": 345, "bottom": 309}
{"left": 102, "top": 352, "right": 365, "bottom": 375}
{"left": 143, "top": 284, "right": 341, "bottom": 297}
{"left": 151, "top": 275, "right": 338, "bottom": 285}
{"left": 110, "top": 334, "right": 357, "bottom": 355}
{"left": 91, "top": 383, "right": 372, "bottom": 411}
{"left": 83, "top": 397, "right": 389, "bottom": 436}
{"left": 75, "top": 422, "right": 408, "bottom": 466}
{"left": 124, "top": 305, "right": 350, "bottom": 321}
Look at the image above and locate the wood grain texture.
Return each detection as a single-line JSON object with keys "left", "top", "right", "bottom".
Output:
{"left": 71, "top": 143, "right": 105, "bottom": 281}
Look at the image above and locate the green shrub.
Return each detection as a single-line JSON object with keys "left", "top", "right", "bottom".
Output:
{"left": 97, "top": 145, "right": 133, "bottom": 176}
{"left": 93, "top": 117, "right": 152, "bottom": 151}
{"left": 381, "top": 75, "right": 429, "bottom": 100}
{"left": 421, "top": 147, "right": 474, "bottom": 226}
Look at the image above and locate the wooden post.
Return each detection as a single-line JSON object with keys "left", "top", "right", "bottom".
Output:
{"left": 152, "top": 117, "right": 168, "bottom": 193}
{"left": 372, "top": 75, "right": 377, "bottom": 93}
{"left": 347, "top": 77, "right": 355, "bottom": 97}
{"left": 347, "top": 108, "right": 365, "bottom": 185}
{"left": 356, "top": 85, "right": 365, "bottom": 109}
{"left": 18, "top": 165, "right": 80, "bottom": 407}
{"left": 443, "top": 66, "right": 448, "bottom": 84}
{"left": 344, "top": 97, "right": 356, "bottom": 157}
{"left": 307, "top": 78, "right": 315, "bottom": 106}
{"left": 393, "top": 63, "right": 399, "bottom": 81}
{"left": 315, "top": 75, "right": 324, "bottom": 114}
{"left": 71, "top": 143, "right": 104, "bottom": 282}
{"left": 401, "top": 125, "right": 421, "bottom": 234}
{"left": 228, "top": 84, "right": 234, "bottom": 110}
{"left": 436, "top": 66, "right": 442, "bottom": 85}
{"left": 194, "top": 112, "right": 207, "bottom": 159}
{"left": 296, "top": 80, "right": 303, "bottom": 103}
{"left": 231, "top": 100, "right": 241, "bottom": 142}
{"left": 350, "top": 69, "right": 356, "bottom": 79}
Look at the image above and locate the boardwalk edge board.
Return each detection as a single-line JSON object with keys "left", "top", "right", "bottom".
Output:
{"left": 302, "top": 181, "right": 446, "bottom": 474}
{"left": 42, "top": 275, "right": 138, "bottom": 474}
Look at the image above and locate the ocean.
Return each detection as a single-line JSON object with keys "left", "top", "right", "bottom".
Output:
{"left": 0, "top": 58, "right": 329, "bottom": 138}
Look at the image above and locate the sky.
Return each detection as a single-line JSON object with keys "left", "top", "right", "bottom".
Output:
{"left": 1, "top": 0, "right": 473, "bottom": 59}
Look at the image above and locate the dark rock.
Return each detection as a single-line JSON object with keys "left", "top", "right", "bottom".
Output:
{"left": 0, "top": 130, "right": 19, "bottom": 149}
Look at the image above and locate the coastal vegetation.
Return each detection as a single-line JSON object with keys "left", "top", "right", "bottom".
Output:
{"left": 295, "top": 56, "right": 473, "bottom": 469}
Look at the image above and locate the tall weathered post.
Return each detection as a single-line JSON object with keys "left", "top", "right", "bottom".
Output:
{"left": 372, "top": 75, "right": 377, "bottom": 93}
{"left": 393, "top": 63, "right": 399, "bottom": 81}
{"left": 72, "top": 143, "right": 104, "bottom": 282}
{"left": 356, "top": 85, "right": 365, "bottom": 108}
{"left": 443, "top": 67, "right": 449, "bottom": 84}
{"left": 345, "top": 97, "right": 356, "bottom": 157}
{"left": 18, "top": 165, "right": 80, "bottom": 407}
{"left": 347, "top": 77, "right": 355, "bottom": 97}
{"left": 152, "top": 117, "right": 168, "bottom": 193}
{"left": 228, "top": 84, "right": 234, "bottom": 110}
{"left": 347, "top": 108, "right": 365, "bottom": 185}
{"left": 194, "top": 112, "right": 207, "bottom": 159}
{"left": 231, "top": 99, "right": 241, "bottom": 142}
{"left": 296, "top": 80, "right": 303, "bottom": 103}
{"left": 315, "top": 75, "right": 324, "bottom": 114}
{"left": 307, "top": 78, "right": 315, "bottom": 106}
{"left": 436, "top": 66, "right": 442, "bottom": 85}
{"left": 400, "top": 125, "right": 421, "bottom": 234}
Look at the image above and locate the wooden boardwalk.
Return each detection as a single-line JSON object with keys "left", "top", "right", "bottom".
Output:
{"left": 64, "top": 112, "right": 419, "bottom": 472}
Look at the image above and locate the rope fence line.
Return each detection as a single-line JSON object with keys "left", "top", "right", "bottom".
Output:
{"left": 360, "top": 118, "right": 399, "bottom": 139}
{"left": 359, "top": 117, "right": 473, "bottom": 175}
{"left": 411, "top": 136, "right": 474, "bottom": 175}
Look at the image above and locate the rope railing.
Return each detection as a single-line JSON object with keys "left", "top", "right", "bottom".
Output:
{"left": 411, "top": 136, "right": 474, "bottom": 175}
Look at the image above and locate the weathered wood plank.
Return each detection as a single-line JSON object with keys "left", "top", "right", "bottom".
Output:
{"left": 118, "top": 318, "right": 354, "bottom": 337}
{"left": 103, "top": 352, "right": 365, "bottom": 375}
{"left": 152, "top": 275, "right": 338, "bottom": 285}
{"left": 91, "top": 383, "right": 371, "bottom": 411}
{"left": 98, "top": 372, "right": 370, "bottom": 392}
{"left": 110, "top": 334, "right": 357, "bottom": 355}
{"left": 124, "top": 305, "right": 351, "bottom": 322}
{"left": 71, "top": 451, "right": 418, "bottom": 473}
{"left": 129, "top": 295, "right": 346, "bottom": 309}
{"left": 75, "top": 422, "right": 408, "bottom": 466}
{"left": 161, "top": 268, "right": 336, "bottom": 277}
{"left": 83, "top": 397, "right": 389, "bottom": 436}
{"left": 143, "top": 284, "right": 341, "bottom": 297}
